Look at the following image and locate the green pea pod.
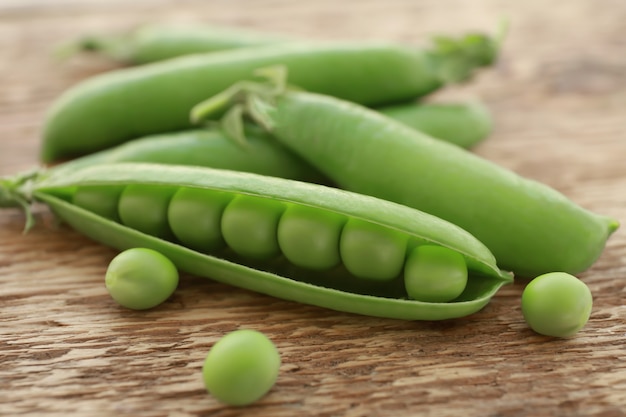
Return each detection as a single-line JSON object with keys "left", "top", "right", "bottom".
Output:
{"left": 56, "top": 24, "right": 492, "bottom": 149}
{"left": 190, "top": 76, "right": 619, "bottom": 277}
{"left": 48, "top": 127, "right": 328, "bottom": 184}
{"left": 3, "top": 163, "right": 512, "bottom": 320}
{"left": 42, "top": 31, "right": 500, "bottom": 162}
{"left": 57, "top": 23, "right": 290, "bottom": 64}
{"left": 44, "top": 99, "right": 491, "bottom": 183}
{"left": 377, "top": 101, "right": 492, "bottom": 149}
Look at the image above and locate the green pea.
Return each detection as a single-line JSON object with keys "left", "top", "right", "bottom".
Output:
{"left": 221, "top": 195, "right": 285, "bottom": 260}
{"left": 277, "top": 204, "right": 345, "bottom": 270}
{"left": 73, "top": 185, "right": 124, "bottom": 221}
{"left": 404, "top": 245, "right": 468, "bottom": 302}
{"left": 339, "top": 218, "right": 407, "bottom": 281}
{"left": 105, "top": 247, "right": 179, "bottom": 310}
{"left": 521, "top": 272, "right": 593, "bottom": 338}
{"left": 202, "top": 329, "right": 280, "bottom": 406}
{"left": 118, "top": 184, "right": 176, "bottom": 238}
{"left": 168, "top": 187, "right": 232, "bottom": 253}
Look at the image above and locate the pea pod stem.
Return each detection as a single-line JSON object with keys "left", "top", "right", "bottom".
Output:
{"left": 0, "top": 170, "right": 40, "bottom": 231}
{"left": 18, "top": 162, "right": 511, "bottom": 321}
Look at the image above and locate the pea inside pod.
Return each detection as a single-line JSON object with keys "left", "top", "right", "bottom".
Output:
{"left": 277, "top": 204, "right": 345, "bottom": 270}
{"left": 167, "top": 187, "right": 232, "bottom": 253}
{"left": 76, "top": 184, "right": 448, "bottom": 289}
{"left": 28, "top": 163, "right": 512, "bottom": 320}
{"left": 220, "top": 195, "right": 285, "bottom": 261}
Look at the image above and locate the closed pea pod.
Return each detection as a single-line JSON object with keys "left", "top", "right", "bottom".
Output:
{"left": 191, "top": 75, "right": 619, "bottom": 277}
{"left": 377, "top": 100, "right": 492, "bottom": 149}
{"left": 7, "top": 163, "right": 512, "bottom": 320}
{"left": 61, "top": 24, "right": 492, "bottom": 148}
{"left": 41, "top": 31, "right": 499, "bottom": 162}
{"left": 48, "top": 128, "right": 327, "bottom": 184}
{"left": 39, "top": 99, "right": 492, "bottom": 197}
{"left": 61, "top": 23, "right": 290, "bottom": 64}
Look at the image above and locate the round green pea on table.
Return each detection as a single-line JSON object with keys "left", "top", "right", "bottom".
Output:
{"left": 521, "top": 272, "right": 593, "bottom": 338}
{"left": 105, "top": 247, "right": 179, "bottom": 310}
{"left": 202, "top": 329, "right": 281, "bottom": 406}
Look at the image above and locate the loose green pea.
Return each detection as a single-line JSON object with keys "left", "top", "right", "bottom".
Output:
{"left": 340, "top": 218, "right": 408, "bottom": 281}
{"left": 105, "top": 247, "right": 179, "bottom": 310}
{"left": 221, "top": 195, "right": 285, "bottom": 260}
{"left": 73, "top": 185, "right": 124, "bottom": 221}
{"left": 521, "top": 272, "right": 593, "bottom": 338}
{"left": 202, "top": 329, "right": 280, "bottom": 406}
{"left": 277, "top": 204, "right": 345, "bottom": 270}
{"left": 168, "top": 187, "right": 232, "bottom": 252}
{"left": 118, "top": 185, "right": 176, "bottom": 238}
{"left": 404, "top": 245, "right": 468, "bottom": 302}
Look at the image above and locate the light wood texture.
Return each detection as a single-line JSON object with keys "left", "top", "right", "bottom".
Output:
{"left": 1, "top": 1, "right": 625, "bottom": 416}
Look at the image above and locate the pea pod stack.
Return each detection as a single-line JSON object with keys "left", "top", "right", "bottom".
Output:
{"left": 1, "top": 22, "right": 618, "bottom": 323}
{"left": 2, "top": 163, "right": 511, "bottom": 320}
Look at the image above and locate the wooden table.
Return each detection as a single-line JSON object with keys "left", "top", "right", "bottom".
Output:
{"left": 1, "top": 1, "right": 625, "bottom": 416}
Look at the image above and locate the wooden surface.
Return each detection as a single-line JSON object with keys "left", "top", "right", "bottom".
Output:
{"left": 1, "top": 1, "right": 625, "bottom": 416}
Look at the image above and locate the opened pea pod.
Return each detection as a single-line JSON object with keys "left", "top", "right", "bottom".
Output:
{"left": 1, "top": 163, "right": 512, "bottom": 320}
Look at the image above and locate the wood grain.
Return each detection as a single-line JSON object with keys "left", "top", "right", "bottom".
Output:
{"left": 1, "top": 1, "right": 625, "bottom": 416}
